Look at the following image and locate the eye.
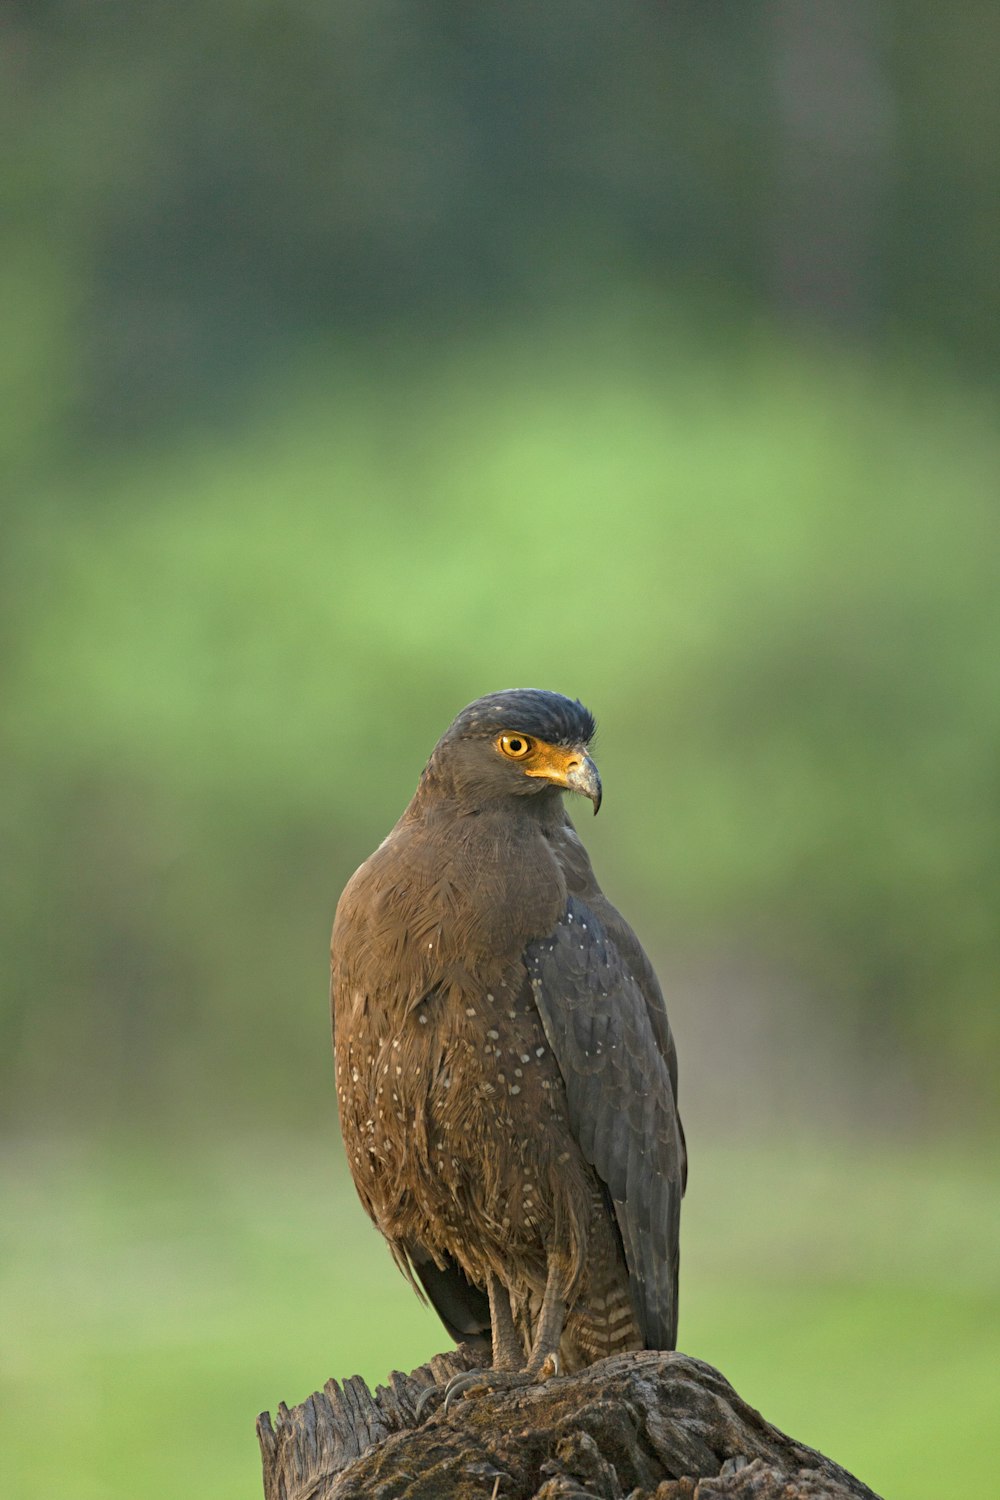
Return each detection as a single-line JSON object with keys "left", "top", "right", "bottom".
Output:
{"left": 497, "top": 732, "right": 534, "bottom": 760}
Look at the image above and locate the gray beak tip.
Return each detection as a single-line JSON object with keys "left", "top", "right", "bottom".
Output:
{"left": 565, "top": 752, "right": 602, "bottom": 816}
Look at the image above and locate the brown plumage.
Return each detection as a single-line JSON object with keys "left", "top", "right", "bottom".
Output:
{"left": 331, "top": 690, "right": 686, "bottom": 1400}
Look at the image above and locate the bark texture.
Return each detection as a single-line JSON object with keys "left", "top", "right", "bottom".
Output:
{"left": 257, "top": 1347, "right": 881, "bottom": 1500}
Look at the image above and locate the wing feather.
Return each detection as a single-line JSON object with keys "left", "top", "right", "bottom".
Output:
{"left": 525, "top": 894, "right": 684, "bottom": 1349}
{"left": 404, "top": 1242, "right": 492, "bottom": 1351}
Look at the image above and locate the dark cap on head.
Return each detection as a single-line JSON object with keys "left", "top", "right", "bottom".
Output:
{"left": 443, "top": 690, "right": 597, "bottom": 749}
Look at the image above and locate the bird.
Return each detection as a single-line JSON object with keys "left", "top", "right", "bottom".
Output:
{"left": 330, "top": 689, "right": 686, "bottom": 1406}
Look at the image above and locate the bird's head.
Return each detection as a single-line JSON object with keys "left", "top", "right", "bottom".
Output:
{"left": 424, "top": 689, "right": 602, "bottom": 814}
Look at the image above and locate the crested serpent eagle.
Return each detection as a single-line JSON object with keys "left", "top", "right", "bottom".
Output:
{"left": 331, "top": 689, "right": 686, "bottom": 1404}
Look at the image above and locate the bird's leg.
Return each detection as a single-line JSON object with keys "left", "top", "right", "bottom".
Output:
{"left": 439, "top": 1255, "right": 570, "bottom": 1412}
{"left": 488, "top": 1273, "right": 524, "bottom": 1373}
{"left": 521, "top": 1253, "right": 569, "bottom": 1379}
{"left": 413, "top": 1273, "right": 523, "bottom": 1421}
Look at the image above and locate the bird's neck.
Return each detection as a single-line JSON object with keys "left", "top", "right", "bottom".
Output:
{"left": 409, "top": 761, "right": 564, "bottom": 830}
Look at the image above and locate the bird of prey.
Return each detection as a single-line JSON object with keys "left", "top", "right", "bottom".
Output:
{"left": 331, "top": 689, "right": 685, "bottom": 1404}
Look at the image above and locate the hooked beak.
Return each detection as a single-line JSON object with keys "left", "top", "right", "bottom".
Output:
{"left": 523, "top": 742, "right": 603, "bottom": 814}
{"left": 563, "top": 752, "right": 602, "bottom": 815}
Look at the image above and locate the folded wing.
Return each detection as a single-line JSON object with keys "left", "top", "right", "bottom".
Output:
{"left": 525, "top": 895, "right": 684, "bottom": 1349}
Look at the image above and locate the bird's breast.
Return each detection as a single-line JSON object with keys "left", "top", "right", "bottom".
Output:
{"left": 333, "top": 818, "right": 564, "bottom": 1006}
{"left": 334, "top": 952, "right": 588, "bottom": 1280}
{"left": 331, "top": 814, "right": 587, "bottom": 1278}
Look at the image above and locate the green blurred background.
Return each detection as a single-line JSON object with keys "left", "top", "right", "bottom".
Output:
{"left": 2, "top": 6, "right": 998, "bottom": 1498}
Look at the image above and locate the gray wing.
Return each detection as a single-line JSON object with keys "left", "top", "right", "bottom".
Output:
{"left": 405, "top": 1243, "right": 492, "bottom": 1353}
{"left": 524, "top": 893, "right": 684, "bottom": 1349}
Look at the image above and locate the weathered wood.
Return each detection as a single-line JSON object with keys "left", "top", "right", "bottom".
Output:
{"left": 257, "top": 1348, "right": 881, "bottom": 1500}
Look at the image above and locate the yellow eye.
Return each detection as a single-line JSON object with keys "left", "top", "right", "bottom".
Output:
{"left": 498, "top": 732, "right": 534, "bottom": 760}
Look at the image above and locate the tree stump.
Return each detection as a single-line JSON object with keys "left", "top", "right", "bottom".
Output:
{"left": 257, "top": 1346, "right": 882, "bottom": 1500}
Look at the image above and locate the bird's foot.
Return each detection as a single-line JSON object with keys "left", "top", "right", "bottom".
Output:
{"left": 439, "top": 1352, "right": 561, "bottom": 1413}
{"left": 413, "top": 1381, "right": 445, "bottom": 1422}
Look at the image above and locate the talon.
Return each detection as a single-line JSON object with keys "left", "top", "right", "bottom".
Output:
{"left": 414, "top": 1382, "right": 443, "bottom": 1421}
{"left": 442, "top": 1381, "right": 470, "bottom": 1414}
{"left": 441, "top": 1370, "right": 491, "bottom": 1413}
{"left": 444, "top": 1380, "right": 488, "bottom": 1412}
{"left": 436, "top": 1366, "right": 536, "bottom": 1413}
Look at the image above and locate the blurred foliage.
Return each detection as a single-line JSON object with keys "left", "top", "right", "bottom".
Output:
{"left": 2, "top": 311, "right": 998, "bottom": 1130}
{"left": 3, "top": 1, "right": 1000, "bottom": 453}
{"left": 2, "top": 1136, "right": 997, "bottom": 1500}
{"left": 2, "top": 13, "right": 996, "bottom": 1500}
